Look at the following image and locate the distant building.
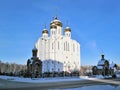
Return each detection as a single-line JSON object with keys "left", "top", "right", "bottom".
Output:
{"left": 92, "top": 53, "right": 117, "bottom": 76}
{"left": 27, "top": 16, "right": 81, "bottom": 76}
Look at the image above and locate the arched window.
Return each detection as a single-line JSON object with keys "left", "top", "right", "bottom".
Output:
{"left": 52, "top": 43, "right": 54, "bottom": 49}
{"left": 58, "top": 29, "right": 60, "bottom": 34}
{"left": 66, "top": 41, "right": 67, "bottom": 51}
{"left": 58, "top": 41, "right": 59, "bottom": 49}
{"left": 64, "top": 42, "right": 65, "bottom": 51}
{"left": 68, "top": 43, "right": 69, "bottom": 51}
{"left": 73, "top": 44, "right": 75, "bottom": 52}
{"left": 52, "top": 31, "right": 54, "bottom": 34}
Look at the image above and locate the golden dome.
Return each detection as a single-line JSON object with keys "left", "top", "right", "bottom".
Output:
{"left": 64, "top": 27, "right": 71, "bottom": 32}
{"left": 50, "top": 17, "right": 62, "bottom": 27}
{"left": 42, "top": 29, "right": 48, "bottom": 34}
{"left": 50, "top": 23, "right": 57, "bottom": 29}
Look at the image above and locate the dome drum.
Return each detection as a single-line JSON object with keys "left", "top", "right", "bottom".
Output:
{"left": 50, "top": 24, "right": 57, "bottom": 29}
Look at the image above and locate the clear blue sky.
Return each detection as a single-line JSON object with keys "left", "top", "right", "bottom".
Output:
{"left": 0, "top": 0, "right": 120, "bottom": 66}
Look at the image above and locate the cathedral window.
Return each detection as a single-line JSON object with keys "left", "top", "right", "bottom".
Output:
{"left": 64, "top": 43, "right": 65, "bottom": 51}
{"left": 52, "top": 43, "right": 54, "bottom": 49}
{"left": 64, "top": 41, "right": 69, "bottom": 51}
{"left": 68, "top": 43, "right": 69, "bottom": 51}
{"left": 73, "top": 44, "right": 75, "bottom": 52}
{"left": 58, "top": 41, "right": 59, "bottom": 49}
{"left": 68, "top": 34, "right": 70, "bottom": 37}
{"left": 58, "top": 68, "right": 60, "bottom": 71}
{"left": 52, "top": 31, "right": 53, "bottom": 35}
{"left": 58, "top": 29, "right": 61, "bottom": 34}
{"left": 66, "top": 41, "right": 67, "bottom": 51}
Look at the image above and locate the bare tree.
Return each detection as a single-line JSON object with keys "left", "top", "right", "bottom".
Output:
{"left": 0, "top": 60, "right": 26, "bottom": 76}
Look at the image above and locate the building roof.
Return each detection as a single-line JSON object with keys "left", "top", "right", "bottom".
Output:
{"left": 42, "top": 29, "right": 48, "bottom": 34}
{"left": 97, "top": 59, "right": 106, "bottom": 65}
{"left": 50, "top": 16, "right": 62, "bottom": 27}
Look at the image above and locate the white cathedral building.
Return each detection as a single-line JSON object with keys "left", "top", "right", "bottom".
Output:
{"left": 34, "top": 16, "right": 80, "bottom": 73}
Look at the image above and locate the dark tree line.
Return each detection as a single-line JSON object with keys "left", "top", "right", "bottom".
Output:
{"left": 0, "top": 60, "right": 27, "bottom": 76}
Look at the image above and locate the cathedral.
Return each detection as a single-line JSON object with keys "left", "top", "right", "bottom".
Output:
{"left": 27, "top": 16, "right": 81, "bottom": 76}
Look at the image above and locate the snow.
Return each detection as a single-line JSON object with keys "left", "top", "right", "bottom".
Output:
{"left": 0, "top": 75, "right": 120, "bottom": 85}
{"left": 110, "top": 62, "right": 115, "bottom": 69}
{"left": 97, "top": 66, "right": 103, "bottom": 69}
{"left": 0, "top": 76, "right": 85, "bottom": 83}
{"left": 95, "top": 75, "right": 104, "bottom": 79}
{"left": 116, "top": 74, "right": 120, "bottom": 78}
{"left": 64, "top": 85, "right": 120, "bottom": 90}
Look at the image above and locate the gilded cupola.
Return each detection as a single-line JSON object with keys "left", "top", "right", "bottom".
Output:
{"left": 64, "top": 26, "right": 71, "bottom": 32}
{"left": 42, "top": 28, "right": 48, "bottom": 34}
{"left": 50, "top": 16, "right": 62, "bottom": 27}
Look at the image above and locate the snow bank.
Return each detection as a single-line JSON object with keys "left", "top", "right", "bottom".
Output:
{"left": 0, "top": 76, "right": 85, "bottom": 83}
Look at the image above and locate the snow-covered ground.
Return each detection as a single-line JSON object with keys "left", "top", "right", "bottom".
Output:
{"left": 0, "top": 74, "right": 120, "bottom": 84}
{"left": 0, "top": 75, "right": 85, "bottom": 83}
{"left": 0, "top": 84, "right": 3, "bottom": 86}
{"left": 0, "top": 75, "right": 120, "bottom": 89}
{"left": 59, "top": 85, "right": 120, "bottom": 90}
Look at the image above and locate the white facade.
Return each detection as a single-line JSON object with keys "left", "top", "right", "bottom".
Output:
{"left": 35, "top": 17, "right": 80, "bottom": 73}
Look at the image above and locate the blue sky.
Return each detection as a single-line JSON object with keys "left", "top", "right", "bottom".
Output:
{"left": 0, "top": 0, "right": 120, "bottom": 66}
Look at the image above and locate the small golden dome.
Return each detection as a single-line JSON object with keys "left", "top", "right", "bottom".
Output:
{"left": 42, "top": 29, "right": 48, "bottom": 34}
{"left": 50, "top": 17, "right": 62, "bottom": 27}
{"left": 64, "top": 27, "right": 71, "bottom": 32}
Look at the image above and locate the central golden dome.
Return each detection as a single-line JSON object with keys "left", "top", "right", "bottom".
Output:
{"left": 50, "top": 16, "right": 62, "bottom": 27}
